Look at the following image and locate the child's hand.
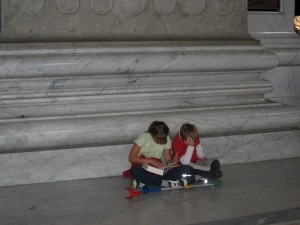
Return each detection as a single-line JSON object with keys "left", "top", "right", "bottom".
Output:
{"left": 186, "top": 136, "right": 195, "bottom": 147}
{"left": 173, "top": 153, "right": 179, "bottom": 164}
{"left": 149, "top": 159, "right": 164, "bottom": 167}
{"left": 167, "top": 153, "right": 178, "bottom": 166}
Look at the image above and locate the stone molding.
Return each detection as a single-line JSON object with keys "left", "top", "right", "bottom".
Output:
{"left": 17, "top": 0, "right": 209, "bottom": 15}
{"left": 90, "top": 0, "right": 114, "bottom": 15}
{"left": 0, "top": 41, "right": 289, "bottom": 155}
{"left": 56, "top": 0, "right": 80, "bottom": 15}
{"left": 20, "top": 0, "right": 45, "bottom": 14}
{"left": 0, "top": 41, "right": 278, "bottom": 77}
{"left": 17, "top": 0, "right": 239, "bottom": 16}
{"left": 214, "top": 0, "right": 234, "bottom": 16}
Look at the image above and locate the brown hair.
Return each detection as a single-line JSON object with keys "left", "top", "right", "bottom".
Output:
{"left": 148, "top": 121, "right": 169, "bottom": 145}
{"left": 179, "top": 123, "right": 199, "bottom": 141}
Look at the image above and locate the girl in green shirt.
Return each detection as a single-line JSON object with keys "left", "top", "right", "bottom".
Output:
{"left": 129, "top": 121, "right": 195, "bottom": 188}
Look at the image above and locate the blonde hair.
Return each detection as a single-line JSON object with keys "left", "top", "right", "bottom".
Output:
{"left": 179, "top": 123, "right": 199, "bottom": 141}
{"left": 148, "top": 121, "right": 169, "bottom": 145}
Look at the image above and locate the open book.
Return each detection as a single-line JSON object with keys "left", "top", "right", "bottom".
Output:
{"left": 189, "top": 158, "right": 216, "bottom": 171}
{"left": 142, "top": 163, "right": 178, "bottom": 176}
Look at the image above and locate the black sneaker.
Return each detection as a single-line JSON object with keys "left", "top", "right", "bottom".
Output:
{"left": 213, "top": 170, "right": 223, "bottom": 179}
{"left": 168, "top": 179, "right": 187, "bottom": 187}
{"left": 168, "top": 180, "right": 181, "bottom": 187}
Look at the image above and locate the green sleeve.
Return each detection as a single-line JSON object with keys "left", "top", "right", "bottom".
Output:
{"left": 133, "top": 132, "right": 147, "bottom": 147}
{"left": 165, "top": 136, "right": 171, "bottom": 149}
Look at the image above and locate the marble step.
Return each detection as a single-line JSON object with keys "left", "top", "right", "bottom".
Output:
{"left": 0, "top": 104, "right": 299, "bottom": 152}
{"left": 0, "top": 128, "right": 299, "bottom": 186}
{"left": 0, "top": 72, "right": 262, "bottom": 92}
{"left": 0, "top": 94, "right": 272, "bottom": 119}
{"left": 0, "top": 42, "right": 278, "bottom": 78}
{"left": 0, "top": 41, "right": 265, "bottom": 56}
{"left": 0, "top": 80, "right": 274, "bottom": 119}
{"left": 0, "top": 81, "right": 272, "bottom": 100}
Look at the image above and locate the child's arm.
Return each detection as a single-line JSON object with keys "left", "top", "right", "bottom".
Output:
{"left": 180, "top": 146, "right": 194, "bottom": 165}
{"left": 164, "top": 149, "right": 178, "bottom": 166}
{"left": 129, "top": 144, "right": 163, "bottom": 167}
{"left": 179, "top": 136, "right": 195, "bottom": 165}
{"left": 196, "top": 144, "right": 205, "bottom": 159}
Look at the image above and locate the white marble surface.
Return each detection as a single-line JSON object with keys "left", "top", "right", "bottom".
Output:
{"left": 0, "top": 93, "right": 270, "bottom": 120}
{"left": 0, "top": 71, "right": 273, "bottom": 119}
{"left": 0, "top": 0, "right": 299, "bottom": 187}
{"left": 0, "top": 42, "right": 277, "bottom": 77}
{"left": 248, "top": 0, "right": 296, "bottom": 40}
{"left": 248, "top": 0, "right": 300, "bottom": 98}
{"left": 0, "top": 104, "right": 299, "bottom": 152}
{"left": 269, "top": 96, "right": 300, "bottom": 109}
{"left": 0, "top": 158, "right": 300, "bottom": 225}
{"left": 263, "top": 67, "right": 300, "bottom": 98}
{"left": 0, "top": 144, "right": 132, "bottom": 186}
{"left": 0, "top": 70, "right": 261, "bottom": 92}
{"left": 203, "top": 130, "right": 300, "bottom": 165}
{"left": 0, "top": 129, "right": 299, "bottom": 186}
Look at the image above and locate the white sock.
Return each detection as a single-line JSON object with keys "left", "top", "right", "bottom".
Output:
{"left": 195, "top": 175, "right": 205, "bottom": 181}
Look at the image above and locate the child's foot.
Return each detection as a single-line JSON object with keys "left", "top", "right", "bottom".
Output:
{"left": 213, "top": 170, "right": 223, "bottom": 179}
{"left": 195, "top": 175, "right": 206, "bottom": 182}
{"left": 168, "top": 179, "right": 187, "bottom": 187}
{"left": 132, "top": 179, "right": 145, "bottom": 189}
{"left": 168, "top": 180, "right": 181, "bottom": 187}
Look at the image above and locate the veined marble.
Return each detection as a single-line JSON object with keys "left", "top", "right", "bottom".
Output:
{"left": 0, "top": 42, "right": 277, "bottom": 77}
{"left": 0, "top": 129, "right": 299, "bottom": 186}
{"left": 263, "top": 67, "right": 300, "bottom": 98}
{"left": 203, "top": 129, "right": 300, "bottom": 164}
{"left": 248, "top": 0, "right": 300, "bottom": 98}
{"left": 1, "top": 104, "right": 299, "bottom": 152}
{"left": 0, "top": 0, "right": 299, "bottom": 186}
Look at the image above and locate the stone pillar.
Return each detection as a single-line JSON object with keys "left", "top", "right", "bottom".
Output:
{"left": 248, "top": 0, "right": 300, "bottom": 99}
{"left": 0, "top": 0, "right": 299, "bottom": 186}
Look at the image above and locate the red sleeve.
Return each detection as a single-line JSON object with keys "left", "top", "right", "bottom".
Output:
{"left": 191, "top": 138, "right": 200, "bottom": 162}
{"left": 172, "top": 133, "right": 200, "bottom": 164}
{"left": 172, "top": 133, "right": 186, "bottom": 160}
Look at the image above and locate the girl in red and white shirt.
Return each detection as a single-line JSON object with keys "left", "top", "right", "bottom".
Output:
{"left": 172, "top": 123, "right": 223, "bottom": 179}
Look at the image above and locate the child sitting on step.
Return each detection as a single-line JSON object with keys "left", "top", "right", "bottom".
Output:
{"left": 172, "top": 123, "right": 223, "bottom": 179}
{"left": 128, "top": 121, "right": 195, "bottom": 188}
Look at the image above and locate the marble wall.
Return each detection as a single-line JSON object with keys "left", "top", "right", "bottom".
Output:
{"left": 0, "top": 0, "right": 250, "bottom": 42}
{"left": 248, "top": 0, "right": 300, "bottom": 98}
{"left": 0, "top": 0, "right": 299, "bottom": 186}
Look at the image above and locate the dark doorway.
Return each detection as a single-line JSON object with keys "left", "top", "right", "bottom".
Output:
{"left": 295, "top": 0, "right": 300, "bottom": 34}
{"left": 248, "top": 0, "right": 280, "bottom": 12}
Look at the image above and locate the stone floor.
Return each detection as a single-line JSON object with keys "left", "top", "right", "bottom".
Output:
{"left": 0, "top": 157, "right": 300, "bottom": 225}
